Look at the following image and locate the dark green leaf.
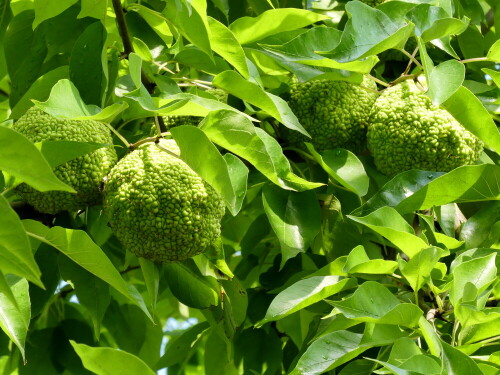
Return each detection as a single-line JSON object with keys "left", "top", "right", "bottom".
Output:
{"left": 70, "top": 21, "right": 107, "bottom": 106}
{"left": 163, "top": 260, "right": 219, "bottom": 309}
{"left": 22, "top": 220, "right": 152, "bottom": 320}
{"left": 262, "top": 185, "right": 321, "bottom": 265}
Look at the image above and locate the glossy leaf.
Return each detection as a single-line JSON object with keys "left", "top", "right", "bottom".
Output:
{"left": 262, "top": 184, "right": 321, "bottom": 265}
{"left": 69, "top": 21, "right": 107, "bottom": 106}
{"left": 208, "top": 17, "right": 249, "bottom": 79}
{"left": 348, "top": 206, "right": 429, "bottom": 258}
{"left": 343, "top": 245, "right": 398, "bottom": 275}
{"left": 71, "top": 341, "right": 156, "bottom": 375}
{"left": 229, "top": 8, "right": 328, "bottom": 45}
{"left": 213, "top": 70, "right": 309, "bottom": 136}
{"left": 163, "top": 0, "right": 212, "bottom": 58}
{"left": 258, "top": 276, "right": 356, "bottom": 326}
{"left": 155, "top": 322, "right": 209, "bottom": 369}
{"left": 163, "top": 260, "right": 219, "bottom": 309}
{"left": 22, "top": 220, "right": 152, "bottom": 320}
{"left": 58, "top": 255, "right": 110, "bottom": 340}
{"left": 399, "top": 247, "right": 447, "bottom": 292}
{"left": 326, "top": 1, "right": 414, "bottom": 62}
{"left": 427, "top": 60, "right": 465, "bottom": 105}
{"left": 171, "top": 125, "right": 248, "bottom": 215}
{"left": 0, "top": 195, "right": 42, "bottom": 287}
{"left": 0, "top": 126, "right": 74, "bottom": 193}
{"left": 200, "top": 110, "right": 323, "bottom": 191}
{"left": 332, "top": 281, "right": 423, "bottom": 327}
{"left": 0, "top": 273, "right": 30, "bottom": 360}
{"left": 443, "top": 86, "right": 500, "bottom": 154}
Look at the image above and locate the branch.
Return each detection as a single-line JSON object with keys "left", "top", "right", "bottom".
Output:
{"left": 111, "top": 0, "right": 155, "bottom": 92}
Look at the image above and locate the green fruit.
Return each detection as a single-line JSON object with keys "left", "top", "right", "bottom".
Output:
{"left": 103, "top": 139, "right": 226, "bottom": 262}
{"left": 12, "top": 107, "right": 118, "bottom": 214}
{"left": 367, "top": 80, "right": 483, "bottom": 176}
{"left": 283, "top": 77, "right": 378, "bottom": 153}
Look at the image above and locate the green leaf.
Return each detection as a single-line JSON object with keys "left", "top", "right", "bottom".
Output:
{"left": 326, "top": 1, "right": 414, "bottom": 62}
{"left": 354, "top": 170, "right": 444, "bottom": 215}
{"left": 58, "top": 255, "right": 110, "bottom": 340}
{"left": 229, "top": 8, "right": 328, "bottom": 45}
{"left": 33, "top": 0, "right": 78, "bottom": 29}
{"left": 163, "top": 0, "right": 213, "bottom": 58}
{"left": 427, "top": 60, "right": 465, "bottom": 105}
{"left": 442, "top": 86, "right": 500, "bottom": 154}
{"left": 155, "top": 322, "right": 210, "bottom": 370}
{"left": 170, "top": 125, "right": 248, "bottom": 216}
{"left": 200, "top": 110, "right": 323, "bottom": 191}
{"left": 370, "top": 355, "right": 441, "bottom": 375}
{"left": 486, "top": 38, "right": 500, "bottom": 63}
{"left": 208, "top": 17, "right": 250, "bottom": 79}
{"left": 262, "top": 185, "right": 321, "bottom": 265}
{"left": 36, "top": 140, "right": 108, "bottom": 168}
{"left": 291, "top": 325, "right": 406, "bottom": 375}
{"left": 458, "top": 306, "right": 500, "bottom": 344}
{"left": 343, "top": 245, "right": 398, "bottom": 275}
{"left": 22, "top": 220, "right": 152, "bottom": 320}
{"left": 78, "top": 0, "right": 107, "bottom": 20}
{"left": 0, "top": 126, "right": 74, "bottom": 193}
{"left": 127, "top": 4, "right": 173, "bottom": 46}
{"left": 220, "top": 278, "right": 248, "bottom": 327}
{"left": 70, "top": 21, "right": 107, "bottom": 106}
{"left": 459, "top": 202, "right": 500, "bottom": 249}
{"left": 348, "top": 206, "right": 429, "bottom": 258}
{"left": 34, "top": 79, "right": 126, "bottom": 121}
{"left": 71, "top": 341, "right": 156, "bottom": 375}
{"left": 395, "top": 165, "right": 500, "bottom": 214}
{"left": 0, "top": 195, "right": 42, "bottom": 287}
{"left": 307, "top": 146, "right": 369, "bottom": 197}
{"left": 139, "top": 258, "right": 159, "bottom": 312}
{"left": 10, "top": 65, "right": 69, "bottom": 120}
{"left": 128, "top": 52, "right": 142, "bottom": 89}
{"left": 449, "top": 253, "right": 497, "bottom": 306}
{"left": 441, "top": 340, "right": 483, "bottom": 375}
{"left": 399, "top": 247, "right": 447, "bottom": 292}
{"left": 205, "top": 328, "right": 238, "bottom": 375}
{"left": 407, "top": 5, "right": 469, "bottom": 42}
{"left": 258, "top": 276, "right": 356, "bottom": 326}
{"left": 163, "top": 260, "right": 219, "bottom": 309}
{"left": 0, "top": 273, "right": 30, "bottom": 360}
{"left": 212, "top": 70, "right": 309, "bottom": 137}
{"left": 332, "top": 281, "right": 423, "bottom": 327}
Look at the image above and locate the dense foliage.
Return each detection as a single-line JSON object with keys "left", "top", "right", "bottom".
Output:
{"left": 0, "top": 0, "right": 499, "bottom": 374}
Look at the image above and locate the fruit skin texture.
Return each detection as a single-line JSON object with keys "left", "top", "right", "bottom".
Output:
{"left": 103, "top": 139, "right": 226, "bottom": 263}
{"left": 12, "top": 107, "right": 118, "bottom": 214}
{"left": 359, "top": 0, "right": 385, "bottom": 6}
{"left": 284, "top": 77, "right": 378, "bottom": 153}
{"left": 367, "top": 81, "right": 483, "bottom": 176}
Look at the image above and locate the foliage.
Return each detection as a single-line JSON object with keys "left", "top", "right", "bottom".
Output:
{"left": 0, "top": 0, "right": 499, "bottom": 374}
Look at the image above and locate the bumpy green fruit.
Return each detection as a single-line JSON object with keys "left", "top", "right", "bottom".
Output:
{"left": 283, "top": 77, "right": 378, "bottom": 153}
{"left": 13, "top": 107, "right": 118, "bottom": 214}
{"left": 367, "top": 81, "right": 483, "bottom": 176}
{"left": 359, "top": 0, "right": 385, "bottom": 6}
{"left": 103, "top": 139, "right": 226, "bottom": 262}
